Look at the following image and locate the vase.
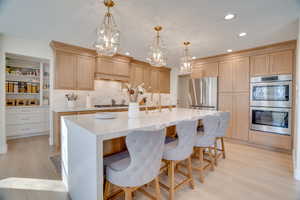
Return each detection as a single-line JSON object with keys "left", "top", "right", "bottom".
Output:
{"left": 128, "top": 102, "right": 139, "bottom": 118}
{"left": 67, "top": 100, "right": 76, "bottom": 108}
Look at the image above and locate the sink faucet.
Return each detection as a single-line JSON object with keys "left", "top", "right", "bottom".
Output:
{"left": 111, "top": 99, "right": 116, "bottom": 106}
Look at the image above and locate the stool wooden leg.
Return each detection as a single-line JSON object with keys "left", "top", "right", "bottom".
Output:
{"left": 104, "top": 180, "right": 111, "bottom": 200}
{"left": 168, "top": 160, "right": 175, "bottom": 200}
{"left": 208, "top": 147, "right": 215, "bottom": 171}
{"left": 214, "top": 140, "right": 218, "bottom": 166}
{"left": 198, "top": 148, "right": 205, "bottom": 183}
{"left": 154, "top": 177, "right": 161, "bottom": 200}
{"left": 124, "top": 188, "right": 132, "bottom": 200}
{"left": 187, "top": 157, "right": 195, "bottom": 189}
{"left": 221, "top": 137, "right": 226, "bottom": 159}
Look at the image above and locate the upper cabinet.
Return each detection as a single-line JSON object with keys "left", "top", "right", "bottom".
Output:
{"left": 95, "top": 55, "right": 131, "bottom": 82}
{"left": 219, "top": 57, "right": 250, "bottom": 93}
{"left": 219, "top": 61, "right": 233, "bottom": 93}
{"left": 158, "top": 68, "right": 171, "bottom": 93}
{"left": 250, "top": 50, "right": 293, "bottom": 76}
{"left": 191, "top": 62, "right": 218, "bottom": 79}
{"left": 130, "top": 60, "right": 171, "bottom": 93}
{"left": 269, "top": 50, "right": 293, "bottom": 75}
{"left": 233, "top": 57, "right": 250, "bottom": 92}
{"left": 51, "top": 41, "right": 96, "bottom": 90}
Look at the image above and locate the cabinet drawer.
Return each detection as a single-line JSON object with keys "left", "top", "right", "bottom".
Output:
{"left": 6, "top": 112, "right": 49, "bottom": 125}
{"left": 6, "top": 123, "right": 49, "bottom": 137}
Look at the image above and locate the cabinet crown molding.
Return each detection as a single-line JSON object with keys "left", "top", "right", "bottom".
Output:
{"left": 50, "top": 41, "right": 97, "bottom": 57}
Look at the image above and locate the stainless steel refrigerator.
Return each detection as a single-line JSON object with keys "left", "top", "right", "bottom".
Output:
{"left": 177, "top": 76, "right": 218, "bottom": 110}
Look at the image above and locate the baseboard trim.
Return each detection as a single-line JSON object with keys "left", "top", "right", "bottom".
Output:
{"left": 0, "top": 142, "right": 7, "bottom": 154}
{"left": 294, "top": 168, "right": 300, "bottom": 181}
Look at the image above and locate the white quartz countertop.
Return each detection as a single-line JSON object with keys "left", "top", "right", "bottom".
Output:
{"left": 62, "top": 108, "right": 219, "bottom": 140}
{"left": 52, "top": 104, "right": 174, "bottom": 113}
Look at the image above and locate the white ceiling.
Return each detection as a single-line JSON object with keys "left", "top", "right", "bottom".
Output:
{"left": 0, "top": 0, "right": 300, "bottom": 67}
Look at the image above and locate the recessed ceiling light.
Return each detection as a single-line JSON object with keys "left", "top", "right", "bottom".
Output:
{"left": 192, "top": 56, "right": 196, "bottom": 60}
{"left": 227, "top": 49, "right": 233, "bottom": 53}
{"left": 224, "top": 13, "right": 236, "bottom": 20}
{"left": 239, "top": 32, "right": 247, "bottom": 37}
{"left": 125, "top": 52, "right": 130, "bottom": 56}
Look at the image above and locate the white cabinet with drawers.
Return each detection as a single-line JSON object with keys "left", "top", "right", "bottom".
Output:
{"left": 6, "top": 107, "right": 50, "bottom": 138}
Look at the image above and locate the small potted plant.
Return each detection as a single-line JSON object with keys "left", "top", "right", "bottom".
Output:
{"left": 124, "top": 83, "right": 145, "bottom": 118}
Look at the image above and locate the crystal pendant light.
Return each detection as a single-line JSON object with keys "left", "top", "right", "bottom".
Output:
{"left": 147, "top": 26, "right": 167, "bottom": 67}
{"left": 180, "top": 42, "right": 192, "bottom": 73}
{"left": 94, "top": 0, "right": 120, "bottom": 56}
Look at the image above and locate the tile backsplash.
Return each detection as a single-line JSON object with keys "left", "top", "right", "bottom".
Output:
{"left": 51, "top": 80, "right": 175, "bottom": 109}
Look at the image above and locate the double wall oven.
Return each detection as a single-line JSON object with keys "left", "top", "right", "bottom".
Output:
{"left": 250, "top": 74, "right": 292, "bottom": 135}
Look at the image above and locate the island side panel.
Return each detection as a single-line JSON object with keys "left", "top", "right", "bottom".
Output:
{"left": 63, "top": 118, "right": 100, "bottom": 200}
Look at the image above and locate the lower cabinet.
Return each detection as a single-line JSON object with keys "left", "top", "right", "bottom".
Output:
{"left": 6, "top": 107, "right": 50, "bottom": 138}
{"left": 219, "top": 92, "right": 249, "bottom": 141}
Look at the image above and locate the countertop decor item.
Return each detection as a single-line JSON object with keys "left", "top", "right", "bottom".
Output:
{"left": 180, "top": 41, "right": 193, "bottom": 74}
{"left": 124, "top": 83, "right": 145, "bottom": 118}
{"left": 94, "top": 0, "right": 120, "bottom": 56}
{"left": 65, "top": 93, "right": 78, "bottom": 108}
{"left": 147, "top": 26, "right": 167, "bottom": 67}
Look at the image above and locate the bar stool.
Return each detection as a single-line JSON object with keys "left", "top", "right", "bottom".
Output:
{"left": 160, "top": 120, "right": 198, "bottom": 200}
{"left": 104, "top": 128, "right": 166, "bottom": 200}
{"left": 213, "top": 112, "right": 230, "bottom": 166}
{"left": 193, "top": 114, "right": 219, "bottom": 183}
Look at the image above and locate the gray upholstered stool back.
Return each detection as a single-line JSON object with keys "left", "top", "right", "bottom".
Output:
{"left": 107, "top": 128, "right": 166, "bottom": 187}
{"left": 202, "top": 114, "right": 220, "bottom": 136}
{"left": 215, "top": 112, "right": 230, "bottom": 137}
{"left": 163, "top": 120, "right": 198, "bottom": 161}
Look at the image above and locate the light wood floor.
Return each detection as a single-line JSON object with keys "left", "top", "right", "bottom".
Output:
{"left": 0, "top": 135, "right": 299, "bottom": 200}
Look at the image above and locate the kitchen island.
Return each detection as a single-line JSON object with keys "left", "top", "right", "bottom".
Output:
{"left": 61, "top": 108, "right": 219, "bottom": 200}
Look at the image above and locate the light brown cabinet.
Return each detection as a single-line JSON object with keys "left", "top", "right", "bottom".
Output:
{"left": 150, "top": 68, "right": 160, "bottom": 93}
{"left": 250, "top": 50, "right": 293, "bottom": 76}
{"left": 54, "top": 50, "right": 77, "bottom": 90}
{"left": 159, "top": 68, "right": 171, "bottom": 93}
{"left": 219, "top": 61, "right": 233, "bottom": 92}
{"left": 77, "top": 55, "right": 95, "bottom": 90}
{"left": 233, "top": 57, "right": 250, "bottom": 92}
{"left": 191, "top": 62, "right": 218, "bottom": 79}
{"left": 218, "top": 93, "right": 233, "bottom": 138}
{"left": 219, "top": 57, "right": 249, "bottom": 93}
{"left": 130, "top": 60, "right": 152, "bottom": 90}
{"left": 51, "top": 41, "right": 96, "bottom": 90}
{"left": 219, "top": 92, "right": 249, "bottom": 141}
{"left": 232, "top": 93, "right": 249, "bottom": 141}
{"left": 95, "top": 55, "right": 131, "bottom": 82}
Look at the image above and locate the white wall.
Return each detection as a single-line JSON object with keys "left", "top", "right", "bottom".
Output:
{"left": 0, "top": 34, "right": 7, "bottom": 154}
{"left": 294, "top": 18, "right": 300, "bottom": 180}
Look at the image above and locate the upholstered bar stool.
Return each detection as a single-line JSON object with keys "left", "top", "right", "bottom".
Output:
{"left": 160, "top": 120, "right": 198, "bottom": 200}
{"left": 193, "top": 114, "right": 219, "bottom": 183}
{"left": 104, "top": 128, "right": 166, "bottom": 200}
{"left": 213, "top": 112, "right": 230, "bottom": 166}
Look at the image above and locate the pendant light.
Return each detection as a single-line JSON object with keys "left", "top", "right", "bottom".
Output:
{"left": 180, "top": 42, "right": 192, "bottom": 73}
{"left": 147, "top": 26, "right": 167, "bottom": 67}
{"left": 94, "top": 0, "right": 120, "bottom": 56}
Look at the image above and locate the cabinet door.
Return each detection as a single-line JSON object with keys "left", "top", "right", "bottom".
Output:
{"left": 218, "top": 93, "right": 233, "bottom": 138}
{"left": 233, "top": 57, "right": 250, "bottom": 92}
{"left": 143, "top": 66, "right": 151, "bottom": 91}
{"left": 131, "top": 63, "right": 144, "bottom": 87}
{"left": 54, "top": 50, "right": 77, "bottom": 90}
{"left": 191, "top": 62, "right": 218, "bottom": 78}
{"left": 77, "top": 55, "right": 95, "bottom": 90}
{"left": 232, "top": 93, "right": 249, "bottom": 141}
{"left": 114, "top": 60, "right": 130, "bottom": 77}
{"left": 269, "top": 50, "right": 293, "bottom": 75}
{"left": 96, "top": 57, "right": 114, "bottom": 75}
{"left": 219, "top": 61, "right": 233, "bottom": 92}
{"left": 150, "top": 68, "right": 160, "bottom": 93}
{"left": 250, "top": 55, "right": 269, "bottom": 76}
{"left": 159, "top": 69, "right": 171, "bottom": 93}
